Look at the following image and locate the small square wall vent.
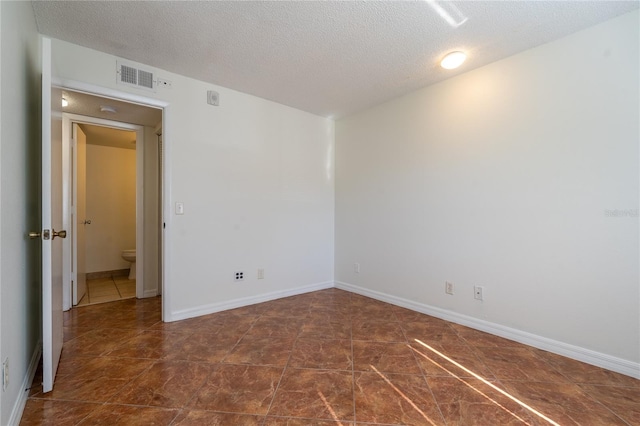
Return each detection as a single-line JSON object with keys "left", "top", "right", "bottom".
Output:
{"left": 117, "top": 61, "right": 155, "bottom": 91}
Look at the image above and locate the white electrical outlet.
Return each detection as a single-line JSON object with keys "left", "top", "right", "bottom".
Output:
{"left": 257, "top": 269, "right": 264, "bottom": 279}
{"left": 2, "top": 358, "right": 8, "bottom": 391}
{"left": 474, "top": 285, "right": 484, "bottom": 301}
{"left": 354, "top": 263, "right": 360, "bottom": 273}
{"left": 445, "top": 281, "right": 454, "bottom": 295}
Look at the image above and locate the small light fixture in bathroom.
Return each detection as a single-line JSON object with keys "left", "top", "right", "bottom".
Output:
{"left": 440, "top": 51, "right": 466, "bottom": 69}
{"left": 61, "top": 98, "right": 68, "bottom": 107}
{"left": 100, "top": 105, "right": 117, "bottom": 114}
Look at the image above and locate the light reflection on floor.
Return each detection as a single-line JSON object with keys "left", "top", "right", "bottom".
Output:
{"left": 317, "top": 391, "right": 345, "bottom": 426}
{"left": 370, "top": 365, "right": 439, "bottom": 426}
{"left": 413, "top": 338, "right": 560, "bottom": 426}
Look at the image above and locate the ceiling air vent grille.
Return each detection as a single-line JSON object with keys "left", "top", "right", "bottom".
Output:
{"left": 138, "top": 70, "right": 154, "bottom": 89}
{"left": 116, "top": 61, "right": 155, "bottom": 92}
{"left": 120, "top": 64, "right": 138, "bottom": 85}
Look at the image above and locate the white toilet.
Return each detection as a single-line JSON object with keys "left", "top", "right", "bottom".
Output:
{"left": 121, "top": 249, "right": 136, "bottom": 280}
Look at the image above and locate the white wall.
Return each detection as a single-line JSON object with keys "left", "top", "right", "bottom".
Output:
{"left": 51, "top": 39, "right": 335, "bottom": 318}
{"left": 336, "top": 11, "right": 639, "bottom": 366}
{"left": 0, "top": 1, "right": 41, "bottom": 424}
{"left": 85, "top": 144, "right": 137, "bottom": 273}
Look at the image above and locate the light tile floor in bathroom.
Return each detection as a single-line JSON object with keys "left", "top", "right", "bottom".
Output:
{"left": 77, "top": 276, "right": 136, "bottom": 306}
{"left": 21, "top": 288, "right": 640, "bottom": 425}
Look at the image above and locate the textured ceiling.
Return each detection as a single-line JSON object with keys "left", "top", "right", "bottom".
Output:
{"left": 33, "top": 1, "right": 638, "bottom": 118}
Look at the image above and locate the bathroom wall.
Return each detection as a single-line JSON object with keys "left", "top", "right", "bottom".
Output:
{"left": 85, "top": 143, "right": 137, "bottom": 273}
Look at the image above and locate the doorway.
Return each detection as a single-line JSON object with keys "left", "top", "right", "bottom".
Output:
{"left": 60, "top": 89, "right": 163, "bottom": 311}
{"left": 75, "top": 123, "right": 139, "bottom": 305}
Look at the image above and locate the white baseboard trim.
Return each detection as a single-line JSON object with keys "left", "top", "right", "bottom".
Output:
{"left": 8, "top": 342, "right": 41, "bottom": 426}
{"left": 143, "top": 289, "right": 158, "bottom": 298}
{"left": 335, "top": 281, "right": 640, "bottom": 379}
{"left": 169, "top": 280, "right": 334, "bottom": 322}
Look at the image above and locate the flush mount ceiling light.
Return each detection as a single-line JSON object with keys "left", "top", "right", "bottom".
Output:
{"left": 440, "top": 51, "right": 467, "bottom": 69}
{"left": 100, "top": 105, "right": 117, "bottom": 113}
{"left": 61, "top": 98, "right": 68, "bottom": 107}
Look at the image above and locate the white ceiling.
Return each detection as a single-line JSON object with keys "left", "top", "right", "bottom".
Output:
{"left": 62, "top": 89, "right": 162, "bottom": 127}
{"left": 32, "top": 1, "right": 638, "bottom": 118}
{"left": 79, "top": 124, "right": 138, "bottom": 151}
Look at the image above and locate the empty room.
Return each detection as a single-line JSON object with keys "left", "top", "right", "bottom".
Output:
{"left": 1, "top": 1, "right": 638, "bottom": 425}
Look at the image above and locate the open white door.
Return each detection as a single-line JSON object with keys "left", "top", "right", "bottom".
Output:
{"left": 72, "top": 123, "right": 87, "bottom": 305}
{"left": 40, "top": 37, "right": 65, "bottom": 393}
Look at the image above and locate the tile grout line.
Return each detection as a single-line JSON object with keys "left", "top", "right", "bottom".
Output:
{"left": 400, "top": 315, "right": 447, "bottom": 425}
{"left": 112, "top": 275, "right": 123, "bottom": 299}
{"left": 349, "top": 293, "right": 357, "bottom": 425}
{"left": 218, "top": 311, "right": 262, "bottom": 365}
{"left": 181, "top": 307, "right": 267, "bottom": 423}
{"left": 556, "top": 374, "right": 635, "bottom": 426}
{"left": 177, "top": 359, "right": 218, "bottom": 422}
{"left": 91, "top": 306, "right": 184, "bottom": 421}
{"left": 262, "top": 303, "right": 312, "bottom": 423}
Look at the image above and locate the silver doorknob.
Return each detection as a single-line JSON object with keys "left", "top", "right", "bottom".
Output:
{"left": 52, "top": 229, "right": 67, "bottom": 239}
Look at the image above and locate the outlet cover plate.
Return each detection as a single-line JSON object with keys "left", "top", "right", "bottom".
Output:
{"left": 474, "top": 285, "right": 484, "bottom": 301}
{"left": 445, "top": 281, "right": 454, "bottom": 295}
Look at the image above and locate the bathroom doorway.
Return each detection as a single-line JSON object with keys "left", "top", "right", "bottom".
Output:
{"left": 75, "top": 123, "right": 139, "bottom": 305}
{"left": 60, "top": 90, "right": 163, "bottom": 310}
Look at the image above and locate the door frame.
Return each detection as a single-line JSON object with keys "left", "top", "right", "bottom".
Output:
{"left": 54, "top": 78, "right": 171, "bottom": 321}
{"left": 62, "top": 114, "right": 145, "bottom": 307}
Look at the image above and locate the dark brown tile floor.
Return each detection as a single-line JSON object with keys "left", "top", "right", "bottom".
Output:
{"left": 21, "top": 289, "right": 640, "bottom": 425}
